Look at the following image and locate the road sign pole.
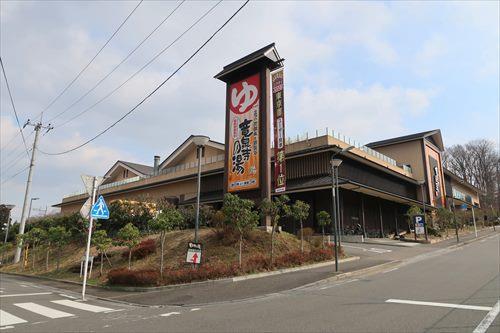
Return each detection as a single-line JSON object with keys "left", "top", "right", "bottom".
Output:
{"left": 82, "top": 176, "right": 97, "bottom": 301}
{"left": 471, "top": 205, "right": 477, "bottom": 238}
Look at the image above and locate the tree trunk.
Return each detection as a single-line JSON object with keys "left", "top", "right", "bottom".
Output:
{"left": 100, "top": 252, "right": 104, "bottom": 276}
{"left": 160, "top": 234, "right": 165, "bottom": 279}
{"left": 239, "top": 233, "right": 243, "bottom": 268}
{"left": 322, "top": 226, "right": 325, "bottom": 248}
{"left": 128, "top": 249, "right": 132, "bottom": 270}
{"left": 300, "top": 221, "right": 304, "bottom": 253}
{"left": 56, "top": 251, "right": 61, "bottom": 271}
{"left": 32, "top": 244, "right": 36, "bottom": 271}
{"left": 270, "top": 222, "right": 276, "bottom": 265}
{"left": 46, "top": 248, "right": 49, "bottom": 271}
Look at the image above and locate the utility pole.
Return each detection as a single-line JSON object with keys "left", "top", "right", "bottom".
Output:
{"left": 82, "top": 176, "right": 98, "bottom": 301}
{"left": 14, "top": 120, "right": 52, "bottom": 264}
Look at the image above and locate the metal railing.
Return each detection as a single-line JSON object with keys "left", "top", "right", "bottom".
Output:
{"left": 281, "top": 127, "right": 399, "bottom": 167}
{"left": 65, "top": 154, "right": 225, "bottom": 198}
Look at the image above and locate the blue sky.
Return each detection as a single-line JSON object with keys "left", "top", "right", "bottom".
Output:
{"left": 1, "top": 1, "right": 498, "bottom": 221}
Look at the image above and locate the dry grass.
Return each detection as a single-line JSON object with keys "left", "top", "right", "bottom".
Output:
{"left": 0, "top": 227, "right": 318, "bottom": 286}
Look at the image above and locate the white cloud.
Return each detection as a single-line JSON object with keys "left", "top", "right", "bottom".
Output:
{"left": 292, "top": 84, "right": 434, "bottom": 143}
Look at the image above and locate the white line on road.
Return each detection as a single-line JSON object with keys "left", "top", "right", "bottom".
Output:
{"left": 473, "top": 301, "right": 500, "bottom": 333}
{"left": 190, "top": 308, "right": 200, "bottom": 312}
{"left": 14, "top": 303, "right": 74, "bottom": 319}
{"left": 0, "top": 310, "right": 27, "bottom": 327}
{"left": 319, "top": 279, "right": 359, "bottom": 290}
{"left": 160, "top": 312, "right": 180, "bottom": 317}
{"left": 383, "top": 268, "right": 399, "bottom": 274}
{"left": 386, "top": 299, "right": 493, "bottom": 311}
{"left": 58, "top": 294, "right": 77, "bottom": 299}
{"left": 0, "top": 292, "right": 52, "bottom": 298}
{"left": 51, "top": 300, "right": 114, "bottom": 313}
{"left": 0, "top": 326, "right": 14, "bottom": 330}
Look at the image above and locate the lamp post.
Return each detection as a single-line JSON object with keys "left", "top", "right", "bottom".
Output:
{"left": 192, "top": 136, "right": 210, "bottom": 243}
{"left": 418, "top": 181, "right": 428, "bottom": 241}
{"left": 27, "top": 197, "right": 39, "bottom": 223}
{"left": 331, "top": 146, "right": 354, "bottom": 247}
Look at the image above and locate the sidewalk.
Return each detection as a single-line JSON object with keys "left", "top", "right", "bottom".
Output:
{"left": 2, "top": 227, "right": 497, "bottom": 307}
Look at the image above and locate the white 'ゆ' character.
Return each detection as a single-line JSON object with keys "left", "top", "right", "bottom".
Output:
{"left": 231, "top": 81, "right": 257, "bottom": 114}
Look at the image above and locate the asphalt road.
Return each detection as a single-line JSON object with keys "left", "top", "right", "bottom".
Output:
{"left": 1, "top": 232, "right": 498, "bottom": 332}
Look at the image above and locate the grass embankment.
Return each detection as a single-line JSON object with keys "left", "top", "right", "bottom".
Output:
{"left": 0, "top": 228, "right": 341, "bottom": 287}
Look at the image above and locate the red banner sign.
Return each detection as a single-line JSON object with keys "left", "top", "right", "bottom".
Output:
{"left": 272, "top": 69, "right": 286, "bottom": 193}
{"left": 227, "top": 73, "right": 260, "bottom": 192}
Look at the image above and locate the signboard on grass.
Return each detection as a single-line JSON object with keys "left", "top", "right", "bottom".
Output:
{"left": 186, "top": 242, "right": 202, "bottom": 264}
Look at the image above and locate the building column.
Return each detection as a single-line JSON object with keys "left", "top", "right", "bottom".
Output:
{"left": 394, "top": 205, "right": 399, "bottom": 236}
{"left": 378, "top": 199, "right": 384, "bottom": 238}
{"left": 360, "top": 194, "right": 366, "bottom": 237}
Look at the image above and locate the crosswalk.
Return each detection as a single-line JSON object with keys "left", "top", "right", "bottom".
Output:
{"left": 0, "top": 299, "right": 120, "bottom": 329}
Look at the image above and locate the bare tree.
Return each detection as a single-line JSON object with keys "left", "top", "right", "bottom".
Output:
{"left": 446, "top": 139, "right": 499, "bottom": 211}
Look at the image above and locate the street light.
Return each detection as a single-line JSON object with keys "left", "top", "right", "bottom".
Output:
{"left": 27, "top": 197, "right": 39, "bottom": 223}
{"left": 192, "top": 135, "right": 210, "bottom": 243}
{"left": 418, "top": 181, "right": 428, "bottom": 242}
{"left": 330, "top": 145, "right": 354, "bottom": 272}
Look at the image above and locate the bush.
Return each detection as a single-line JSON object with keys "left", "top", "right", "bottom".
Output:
{"left": 274, "top": 250, "right": 306, "bottom": 268}
{"left": 107, "top": 268, "right": 159, "bottom": 286}
{"left": 163, "top": 262, "right": 239, "bottom": 285}
{"left": 243, "top": 253, "right": 270, "bottom": 272}
{"left": 122, "top": 239, "right": 156, "bottom": 260}
{"left": 426, "top": 226, "right": 441, "bottom": 237}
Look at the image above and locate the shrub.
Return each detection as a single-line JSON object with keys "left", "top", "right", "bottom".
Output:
{"left": 107, "top": 268, "right": 159, "bottom": 286}
{"left": 309, "top": 247, "right": 333, "bottom": 262}
{"left": 243, "top": 253, "right": 270, "bottom": 272}
{"left": 122, "top": 239, "right": 156, "bottom": 260}
{"left": 274, "top": 250, "right": 306, "bottom": 268}
{"left": 163, "top": 262, "right": 239, "bottom": 285}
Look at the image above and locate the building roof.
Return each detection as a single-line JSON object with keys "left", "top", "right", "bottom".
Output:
{"left": 367, "top": 129, "right": 444, "bottom": 151}
{"left": 158, "top": 135, "right": 224, "bottom": 170}
{"left": 443, "top": 168, "right": 481, "bottom": 192}
{"left": 214, "top": 43, "right": 283, "bottom": 82}
{"left": 104, "top": 160, "right": 153, "bottom": 178}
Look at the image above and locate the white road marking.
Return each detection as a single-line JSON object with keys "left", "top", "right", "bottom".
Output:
{"left": 104, "top": 309, "right": 125, "bottom": 313}
{"left": 58, "top": 294, "right": 77, "bottom": 299}
{"left": 0, "top": 325, "right": 14, "bottom": 330}
{"left": 51, "top": 300, "right": 114, "bottom": 313}
{"left": 319, "top": 279, "right": 359, "bottom": 290}
{"left": 342, "top": 245, "right": 392, "bottom": 254}
{"left": 0, "top": 310, "right": 27, "bottom": 327}
{"left": 14, "top": 302, "right": 74, "bottom": 319}
{"left": 473, "top": 300, "right": 500, "bottom": 333}
{"left": 383, "top": 268, "right": 399, "bottom": 274}
{"left": 0, "top": 292, "right": 52, "bottom": 298}
{"left": 160, "top": 312, "right": 180, "bottom": 317}
{"left": 190, "top": 308, "right": 200, "bottom": 312}
{"left": 386, "top": 299, "right": 493, "bottom": 311}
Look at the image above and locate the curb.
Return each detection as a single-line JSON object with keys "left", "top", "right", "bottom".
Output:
{"left": 231, "top": 256, "right": 360, "bottom": 282}
{"left": 0, "top": 256, "right": 360, "bottom": 293}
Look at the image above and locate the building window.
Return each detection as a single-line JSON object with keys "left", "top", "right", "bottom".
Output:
{"left": 197, "top": 147, "right": 206, "bottom": 159}
{"left": 123, "top": 169, "right": 129, "bottom": 178}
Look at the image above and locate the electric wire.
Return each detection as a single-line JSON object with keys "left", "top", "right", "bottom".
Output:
{"left": 52, "top": 0, "right": 222, "bottom": 131}
{"left": 1, "top": 148, "right": 31, "bottom": 177}
{"left": 46, "top": 0, "right": 185, "bottom": 124}
{"left": 38, "top": 0, "right": 250, "bottom": 156}
{"left": 1, "top": 131, "right": 34, "bottom": 161}
{"left": 37, "top": 0, "right": 143, "bottom": 121}
{"left": 1, "top": 165, "right": 29, "bottom": 185}
{"left": 0, "top": 57, "right": 30, "bottom": 159}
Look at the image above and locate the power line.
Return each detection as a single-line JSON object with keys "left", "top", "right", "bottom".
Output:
{"left": 1, "top": 131, "right": 34, "bottom": 161}
{"left": 38, "top": 0, "right": 250, "bottom": 156}
{"left": 1, "top": 148, "right": 32, "bottom": 176}
{"left": 0, "top": 57, "right": 30, "bottom": 159}
{"left": 47, "top": 0, "right": 185, "bottom": 124}
{"left": 51, "top": 0, "right": 222, "bottom": 131}
{"left": 0, "top": 165, "right": 29, "bottom": 186}
{"left": 38, "top": 0, "right": 143, "bottom": 121}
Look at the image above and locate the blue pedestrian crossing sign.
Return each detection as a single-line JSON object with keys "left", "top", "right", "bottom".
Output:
{"left": 91, "top": 195, "right": 109, "bottom": 219}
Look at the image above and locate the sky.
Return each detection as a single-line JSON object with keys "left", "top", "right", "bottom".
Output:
{"left": 1, "top": 1, "right": 499, "bottom": 221}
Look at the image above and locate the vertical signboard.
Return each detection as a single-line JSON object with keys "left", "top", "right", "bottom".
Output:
{"left": 227, "top": 73, "right": 260, "bottom": 192}
{"left": 272, "top": 69, "right": 286, "bottom": 193}
{"left": 429, "top": 156, "right": 443, "bottom": 207}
